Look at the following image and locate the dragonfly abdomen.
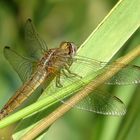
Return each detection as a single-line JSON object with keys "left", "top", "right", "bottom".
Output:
{"left": 0, "top": 69, "right": 47, "bottom": 120}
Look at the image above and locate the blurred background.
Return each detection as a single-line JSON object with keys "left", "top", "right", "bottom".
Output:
{"left": 0, "top": 0, "right": 140, "bottom": 140}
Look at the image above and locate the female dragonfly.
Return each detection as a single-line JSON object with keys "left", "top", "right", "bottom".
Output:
{"left": 0, "top": 19, "right": 140, "bottom": 120}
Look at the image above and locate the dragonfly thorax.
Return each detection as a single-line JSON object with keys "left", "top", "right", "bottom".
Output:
{"left": 40, "top": 44, "right": 74, "bottom": 72}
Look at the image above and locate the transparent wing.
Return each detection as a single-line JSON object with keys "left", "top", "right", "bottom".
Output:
{"left": 74, "top": 55, "right": 107, "bottom": 71}
{"left": 72, "top": 55, "right": 140, "bottom": 85}
{"left": 106, "top": 65, "right": 140, "bottom": 85}
{"left": 43, "top": 72, "right": 126, "bottom": 116}
{"left": 63, "top": 90, "right": 126, "bottom": 116}
{"left": 3, "top": 46, "right": 36, "bottom": 82}
{"left": 25, "top": 18, "right": 48, "bottom": 58}
{"left": 36, "top": 53, "right": 126, "bottom": 116}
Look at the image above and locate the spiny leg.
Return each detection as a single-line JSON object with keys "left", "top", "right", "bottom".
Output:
{"left": 61, "top": 69, "right": 72, "bottom": 78}
{"left": 56, "top": 72, "right": 63, "bottom": 88}
{"left": 63, "top": 64, "right": 82, "bottom": 79}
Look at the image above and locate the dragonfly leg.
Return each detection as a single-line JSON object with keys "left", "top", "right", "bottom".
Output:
{"left": 61, "top": 69, "right": 71, "bottom": 78}
{"left": 56, "top": 73, "right": 63, "bottom": 88}
{"left": 64, "top": 64, "right": 82, "bottom": 79}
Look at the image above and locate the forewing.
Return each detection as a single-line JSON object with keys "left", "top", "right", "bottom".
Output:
{"left": 106, "top": 65, "right": 140, "bottom": 85}
{"left": 73, "top": 56, "right": 140, "bottom": 85}
{"left": 4, "top": 46, "right": 36, "bottom": 82}
{"left": 25, "top": 18, "right": 48, "bottom": 58}
{"left": 73, "top": 55, "right": 106, "bottom": 72}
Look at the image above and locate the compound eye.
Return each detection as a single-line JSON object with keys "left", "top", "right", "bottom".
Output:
{"left": 69, "top": 43, "right": 77, "bottom": 56}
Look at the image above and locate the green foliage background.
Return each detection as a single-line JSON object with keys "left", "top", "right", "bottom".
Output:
{"left": 0, "top": 0, "right": 140, "bottom": 140}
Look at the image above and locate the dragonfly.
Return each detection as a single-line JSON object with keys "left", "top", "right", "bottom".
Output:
{"left": 0, "top": 19, "right": 140, "bottom": 120}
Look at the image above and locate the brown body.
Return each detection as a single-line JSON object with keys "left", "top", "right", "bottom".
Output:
{"left": 0, "top": 42, "right": 75, "bottom": 119}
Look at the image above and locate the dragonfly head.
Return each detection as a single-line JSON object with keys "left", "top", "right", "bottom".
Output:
{"left": 59, "top": 41, "right": 77, "bottom": 57}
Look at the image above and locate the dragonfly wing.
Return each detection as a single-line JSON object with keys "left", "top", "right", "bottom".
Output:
{"left": 4, "top": 46, "right": 36, "bottom": 82}
{"left": 106, "top": 65, "right": 140, "bottom": 85}
{"left": 42, "top": 70, "right": 126, "bottom": 116}
{"left": 63, "top": 90, "right": 126, "bottom": 116}
{"left": 25, "top": 18, "right": 48, "bottom": 58}
{"left": 73, "top": 55, "right": 106, "bottom": 71}
{"left": 73, "top": 56, "right": 140, "bottom": 85}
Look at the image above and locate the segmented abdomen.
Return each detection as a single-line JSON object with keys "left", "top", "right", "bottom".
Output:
{"left": 0, "top": 69, "right": 47, "bottom": 120}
